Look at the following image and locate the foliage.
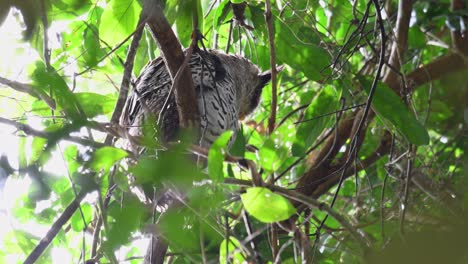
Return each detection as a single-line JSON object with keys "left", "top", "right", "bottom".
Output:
{"left": 0, "top": 0, "right": 466, "bottom": 263}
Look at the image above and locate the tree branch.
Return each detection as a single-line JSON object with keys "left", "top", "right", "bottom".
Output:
{"left": 142, "top": 0, "right": 199, "bottom": 129}
{"left": 265, "top": 0, "right": 279, "bottom": 134}
{"left": 110, "top": 18, "right": 146, "bottom": 124}
{"left": 0, "top": 116, "right": 108, "bottom": 149}
{"left": 24, "top": 190, "right": 87, "bottom": 264}
{"left": 404, "top": 52, "right": 468, "bottom": 92}
{"left": 450, "top": 0, "right": 468, "bottom": 55}
{"left": 383, "top": 0, "right": 413, "bottom": 90}
{"left": 0, "top": 76, "right": 56, "bottom": 109}
{"left": 106, "top": 14, "right": 146, "bottom": 145}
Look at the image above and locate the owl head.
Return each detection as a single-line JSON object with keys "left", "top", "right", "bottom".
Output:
{"left": 212, "top": 50, "right": 282, "bottom": 119}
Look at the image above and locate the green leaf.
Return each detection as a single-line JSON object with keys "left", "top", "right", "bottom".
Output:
{"left": 82, "top": 24, "right": 102, "bottom": 68}
{"left": 99, "top": 0, "right": 142, "bottom": 47}
{"left": 230, "top": 125, "right": 246, "bottom": 157}
{"left": 105, "top": 198, "right": 145, "bottom": 251}
{"left": 131, "top": 146, "right": 203, "bottom": 188}
{"left": 362, "top": 80, "right": 430, "bottom": 146}
{"left": 175, "top": 4, "right": 192, "bottom": 47}
{"left": 30, "top": 137, "right": 48, "bottom": 164}
{"left": 75, "top": 92, "right": 115, "bottom": 118}
{"left": 30, "top": 62, "right": 83, "bottom": 121}
{"left": 158, "top": 208, "right": 200, "bottom": 251}
{"left": 63, "top": 145, "right": 80, "bottom": 174}
{"left": 241, "top": 187, "right": 296, "bottom": 223}
{"left": 70, "top": 203, "right": 93, "bottom": 232}
{"left": 214, "top": 0, "right": 232, "bottom": 28}
{"left": 292, "top": 85, "right": 340, "bottom": 156}
{"left": 208, "top": 130, "right": 234, "bottom": 182}
{"left": 275, "top": 18, "right": 331, "bottom": 81}
{"left": 90, "top": 147, "right": 128, "bottom": 173}
{"left": 219, "top": 237, "right": 247, "bottom": 264}
{"left": 259, "top": 138, "right": 281, "bottom": 171}
{"left": 50, "top": 0, "right": 92, "bottom": 20}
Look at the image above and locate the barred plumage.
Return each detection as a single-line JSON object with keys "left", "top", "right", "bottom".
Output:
{"left": 120, "top": 48, "right": 272, "bottom": 151}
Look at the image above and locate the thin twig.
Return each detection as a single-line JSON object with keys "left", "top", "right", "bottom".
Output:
{"left": 399, "top": 145, "right": 415, "bottom": 235}
{"left": 313, "top": 0, "right": 386, "bottom": 244}
{"left": 224, "top": 178, "right": 370, "bottom": 248}
{"left": 76, "top": 21, "right": 147, "bottom": 77}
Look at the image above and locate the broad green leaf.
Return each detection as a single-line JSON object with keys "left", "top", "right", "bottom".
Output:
{"left": 230, "top": 125, "right": 245, "bottom": 157}
{"left": 70, "top": 203, "right": 93, "bottom": 231}
{"left": 90, "top": 147, "right": 128, "bottom": 172}
{"left": 241, "top": 187, "right": 296, "bottom": 223}
{"left": 219, "top": 237, "right": 247, "bottom": 264}
{"left": 259, "top": 138, "right": 281, "bottom": 171}
{"left": 105, "top": 198, "right": 145, "bottom": 251}
{"left": 175, "top": 2, "right": 193, "bottom": 47}
{"left": 63, "top": 145, "right": 80, "bottom": 174}
{"left": 30, "top": 137, "right": 48, "bottom": 164}
{"left": 159, "top": 208, "right": 200, "bottom": 251}
{"left": 362, "top": 80, "right": 430, "bottom": 146}
{"left": 292, "top": 85, "right": 340, "bottom": 156}
{"left": 6, "top": 230, "right": 38, "bottom": 255}
{"left": 131, "top": 146, "right": 203, "bottom": 187}
{"left": 50, "top": 177, "right": 71, "bottom": 197}
{"left": 208, "top": 130, "right": 234, "bottom": 182}
{"left": 168, "top": 0, "right": 203, "bottom": 47}
{"left": 214, "top": 0, "right": 232, "bottom": 28}
{"left": 50, "top": 0, "right": 92, "bottom": 20}
{"left": 133, "top": 30, "right": 152, "bottom": 76}
{"left": 275, "top": 18, "right": 331, "bottom": 81}
{"left": 99, "top": 0, "right": 142, "bottom": 47}
{"left": 75, "top": 92, "right": 115, "bottom": 118}
{"left": 82, "top": 24, "right": 102, "bottom": 68}
{"left": 187, "top": 186, "right": 224, "bottom": 214}
{"left": 30, "top": 62, "right": 83, "bottom": 121}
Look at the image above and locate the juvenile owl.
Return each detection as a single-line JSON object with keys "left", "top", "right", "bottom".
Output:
{"left": 120, "top": 48, "right": 272, "bottom": 150}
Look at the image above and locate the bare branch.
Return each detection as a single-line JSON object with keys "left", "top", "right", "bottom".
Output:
{"left": 404, "top": 52, "right": 468, "bottom": 92}
{"left": 383, "top": 0, "right": 413, "bottom": 89}
{"left": 265, "top": 0, "right": 279, "bottom": 135}
{"left": 0, "top": 76, "right": 56, "bottom": 109}
{"left": 106, "top": 14, "right": 146, "bottom": 145}
{"left": 142, "top": 0, "right": 199, "bottom": 129}
{"left": 24, "top": 191, "right": 87, "bottom": 264}
{"left": 0, "top": 116, "right": 108, "bottom": 149}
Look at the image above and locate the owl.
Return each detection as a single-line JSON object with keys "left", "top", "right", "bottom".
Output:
{"left": 120, "top": 48, "right": 272, "bottom": 151}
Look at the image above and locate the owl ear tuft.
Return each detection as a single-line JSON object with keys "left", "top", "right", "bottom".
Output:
{"left": 258, "top": 65, "right": 284, "bottom": 88}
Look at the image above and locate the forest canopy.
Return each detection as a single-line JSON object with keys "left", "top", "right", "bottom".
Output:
{"left": 0, "top": 0, "right": 466, "bottom": 263}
